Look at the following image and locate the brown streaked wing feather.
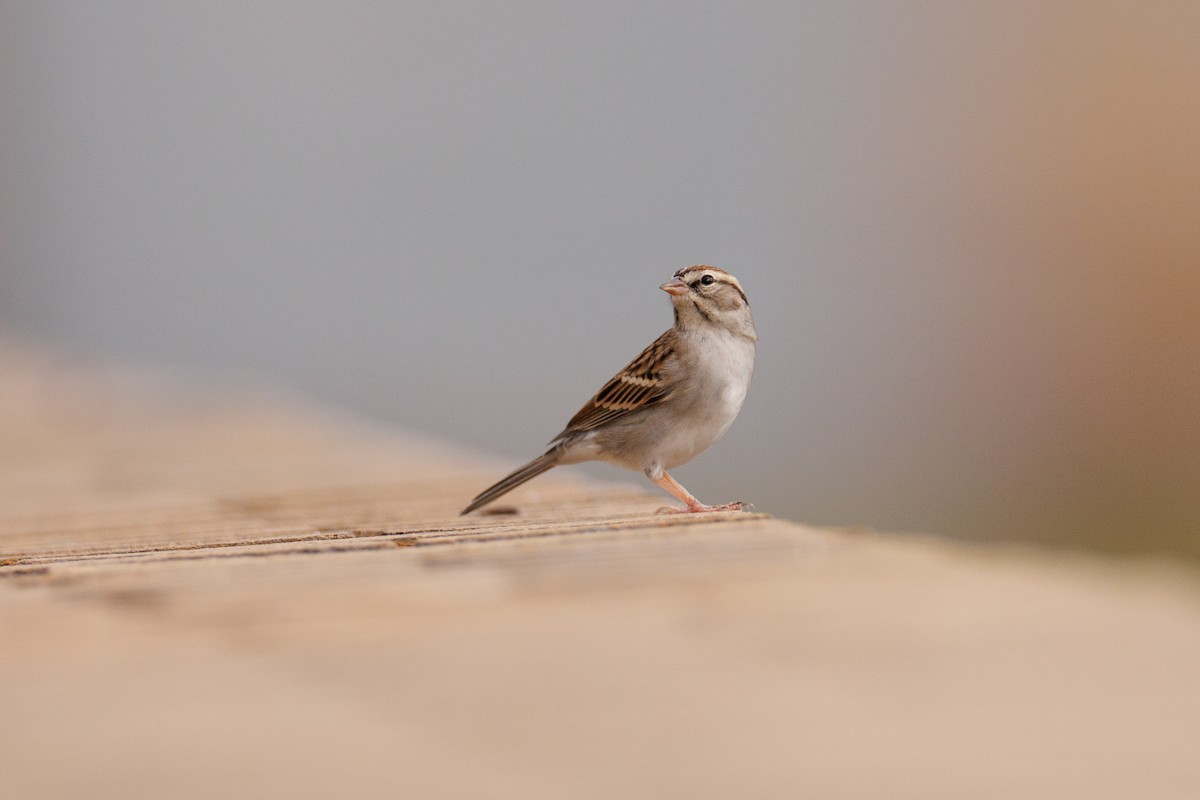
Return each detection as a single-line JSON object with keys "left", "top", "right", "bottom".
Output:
{"left": 555, "top": 330, "right": 677, "bottom": 437}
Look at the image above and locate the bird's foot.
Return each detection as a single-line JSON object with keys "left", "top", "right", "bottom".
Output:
{"left": 655, "top": 501, "right": 752, "bottom": 515}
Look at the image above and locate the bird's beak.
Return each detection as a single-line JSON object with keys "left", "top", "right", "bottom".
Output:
{"left": 659, "top": 277, "right": 688, "bottom": 296}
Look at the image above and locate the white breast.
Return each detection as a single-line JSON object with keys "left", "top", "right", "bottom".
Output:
{"left": 699, "top": 330, "right": 755, "bottom": 426}
{"left": 656, "top": 329, "right": 755, "bottom": 469}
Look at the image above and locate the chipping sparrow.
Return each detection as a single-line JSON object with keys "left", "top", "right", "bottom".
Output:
{"left": 462, "top": 265, "right": 756, "bottom": 515}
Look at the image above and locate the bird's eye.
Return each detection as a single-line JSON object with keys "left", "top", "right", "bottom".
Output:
{"left": 700, "top": 274, "right": 715, "bottom": 286}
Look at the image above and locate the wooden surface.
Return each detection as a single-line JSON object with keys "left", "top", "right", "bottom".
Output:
{"left": 2, "top": 344, "right": 1199, "bottom": 800}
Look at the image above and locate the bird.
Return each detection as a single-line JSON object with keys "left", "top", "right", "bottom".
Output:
{"left": 461, "top": 265, "right": 757, "bottom": 516}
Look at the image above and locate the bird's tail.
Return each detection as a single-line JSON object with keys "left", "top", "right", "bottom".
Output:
{"left": 460, "top": 451, "right": 559, "bottom": 515}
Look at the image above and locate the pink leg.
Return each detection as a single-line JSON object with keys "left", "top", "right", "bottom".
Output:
{"left": 649, "top": 470, "right": 749, "bottom": 514}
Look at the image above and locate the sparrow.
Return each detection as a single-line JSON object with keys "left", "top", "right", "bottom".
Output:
{"left": 462, "top": 265, "right": 756, "bottom": 515}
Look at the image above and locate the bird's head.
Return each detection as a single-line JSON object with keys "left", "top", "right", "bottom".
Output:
{"left": 660, "top": 265, "right": 756, "bottom": 341}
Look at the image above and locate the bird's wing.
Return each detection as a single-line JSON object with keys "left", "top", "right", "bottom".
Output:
{"left": 553, "top": 329, "right": 678, "bottom": 439}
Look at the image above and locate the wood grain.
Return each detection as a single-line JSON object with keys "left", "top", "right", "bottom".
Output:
{"left": 2, "top": 344, "right": 1198, "bottom": 800}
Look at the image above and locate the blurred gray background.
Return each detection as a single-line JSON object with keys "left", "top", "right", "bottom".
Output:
{"left": 2, "top": 2, "right": 1197, "bottom": 559}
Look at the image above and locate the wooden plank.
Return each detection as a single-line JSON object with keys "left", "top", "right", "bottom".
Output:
{"left": 2, "top": 344, "right": 1199, "bottom": 800}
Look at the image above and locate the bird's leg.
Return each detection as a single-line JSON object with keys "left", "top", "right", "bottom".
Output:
{"left": 649, "top": 470, "right": 749, "bottom": 514}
